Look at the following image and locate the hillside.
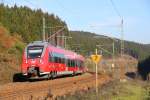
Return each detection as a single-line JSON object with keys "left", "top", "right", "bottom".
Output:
{"left": 69, "top": 31, "right": 150, "bottom": 60}
{"left": 0, "top": 26, "right": 25, "bottom": 84}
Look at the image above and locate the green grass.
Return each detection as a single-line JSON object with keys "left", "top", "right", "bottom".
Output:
{"left": 56, "top": 80, "right": 150, "bottom": 100}
{"left": 112, "top": 82, "right": 144, "bottom": 100}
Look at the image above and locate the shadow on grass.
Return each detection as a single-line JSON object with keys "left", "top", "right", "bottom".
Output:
{"left": 125, "top": 72, "right": 137, "bottom": 79}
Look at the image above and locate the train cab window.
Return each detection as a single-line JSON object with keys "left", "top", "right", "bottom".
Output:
{"left": 27, "top": 46, "right": 44, "bottom": 59}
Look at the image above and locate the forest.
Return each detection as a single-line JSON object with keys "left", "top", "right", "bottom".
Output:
{"left": 0, "top": 4, "right": 68, "bottom": 43}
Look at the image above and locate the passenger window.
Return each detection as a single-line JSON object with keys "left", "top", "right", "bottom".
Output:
{"left": 68, "top": 60, "right": 71, "bottom": 67}
{"left": 62, "top": 58, "right": 65, "bottom": 64}
{"left": 49, "top": 53, "right": 54, "bottom": 62}
{"left": 72, "top": 60, "right": 75, "bottom": 67}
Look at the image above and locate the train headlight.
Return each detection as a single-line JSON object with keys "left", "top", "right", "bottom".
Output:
{"left": 25, "top": 59, "right": 28, "bottom": 64}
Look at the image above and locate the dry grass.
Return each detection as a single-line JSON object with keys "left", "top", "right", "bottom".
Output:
{"left": 0, "top": 26, "right": 25, "bottom": 85}
{"left": 56, "top": 80, "right": 150, "bottom": 100}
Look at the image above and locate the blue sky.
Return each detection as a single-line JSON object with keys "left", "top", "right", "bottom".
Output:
{"left": 2, "top": 0, "right": 150, "bottom": 44}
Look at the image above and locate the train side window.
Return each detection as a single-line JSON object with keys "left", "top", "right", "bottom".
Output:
{"left": 76, "top": 60, "right": 78, "bottom": 67}
{"left": 71, "top": 60, "right": 73, "bottom": 67}
{"left": 65, "top": 59, "right": 67, "bottom": 65}
{"left": 49, "top": 53, "right": 51, "bottom": 62}
{"left": 61, "top": 58, "right": 65, "bottom": 64}
{"left": 69, "top": 60, "right": 71, "bottom": 67}
{"left": 70, "top": 60, "right": 72, "bottom": 67}
{"left": 67, "top": 59, "right": 69, "bottom": 67}
{"left": 68, "top": 59, "right": 71, "bottom": 67}
{"left": 54, "top": 57, "right": 58, "bottom": 63}
{"left": 77, "top": 60, "right": 80, "bottom": 67}
{"left": 54, "top": 57, "right": 56, "bottom": 63}
{"left": 72, "top": 60, "right": 75, "bottom": 67}
{"left": 49, "top": 53, "right": 54, "bottom": 62}
{"left": 58, "top": 57, "right": 61, "bottom": 63}
{"left": 71, "top": 60, "right": 75, "bottom": 67}
{"left": 79, "top": 61, "right": 81, "bottom": 68}
{"left": 74, "top": 60, "right": 76, "bottom": 66}
{"left": 66, "top": 59, "right": 69, "bottom": 66}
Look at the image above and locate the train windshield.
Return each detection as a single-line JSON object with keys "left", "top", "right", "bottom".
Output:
{"left": 27, "top": 46, "right": 44, "bottom": 59}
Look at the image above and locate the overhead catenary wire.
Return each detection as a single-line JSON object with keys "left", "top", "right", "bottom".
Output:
{"left": 109, "top": 0, "right": 125, "bottom": 81}
{"left": 109, "top": 0, "right": 124, "bottom": 55}
{"left": 109, "top": 0, "right": 122, "bottom": 18}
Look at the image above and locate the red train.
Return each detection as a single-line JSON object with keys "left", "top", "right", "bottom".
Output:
{"left": 21, "top": 41, "right": 85, "bottom": 79}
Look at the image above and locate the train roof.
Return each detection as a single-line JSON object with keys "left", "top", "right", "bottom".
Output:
{"left": 27, "top": 41, "right": 49, "bottom": 47}
{"left": 48, "top": 44, "right": 79, "bottom": 59}
{"left": 27, "top": 41, "right": 84, "bottom": 61}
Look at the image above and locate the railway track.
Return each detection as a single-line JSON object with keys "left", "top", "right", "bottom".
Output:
{"left": 0, "top": 73, "right": 110, "bottom": 100}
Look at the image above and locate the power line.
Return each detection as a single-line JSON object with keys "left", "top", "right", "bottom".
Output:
{"left": 109, "top": 0, "right": 121, "bottom": 18}
{"left": 109, "top": 0, "right": 125, "bottom": 81}
{"left": 109, "top": 0, "right": 124, "bottom": 56}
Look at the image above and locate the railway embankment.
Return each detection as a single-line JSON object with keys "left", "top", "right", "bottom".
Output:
{"left": 0, "top": 73, "right": 110, "bottom": 100}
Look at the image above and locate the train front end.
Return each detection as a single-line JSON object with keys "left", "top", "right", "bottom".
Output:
{"left": 21, "top": 41, "right": 48, "bottom": 79}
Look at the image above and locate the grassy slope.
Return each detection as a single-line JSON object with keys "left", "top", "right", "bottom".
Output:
{"left": 0, "top": 26, "right": 25, "bottom": 84}
{"left": 57, "top": 80, "right": 150, "bottom": 100}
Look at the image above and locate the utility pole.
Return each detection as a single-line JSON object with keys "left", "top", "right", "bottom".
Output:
{"left": 43, "top": 17, "right": 46, "bottom": 41}
{"left": 112, "top": 41, "right": 115, "bottom": 68}
{"left": 120, "top": 18, "right": 126, "bottom": 81}
{"left": 121, "top": 18, "right": 124, "bottom": 57}
{"left": 95, "top": 49, "right": 98, "bottom": 96}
